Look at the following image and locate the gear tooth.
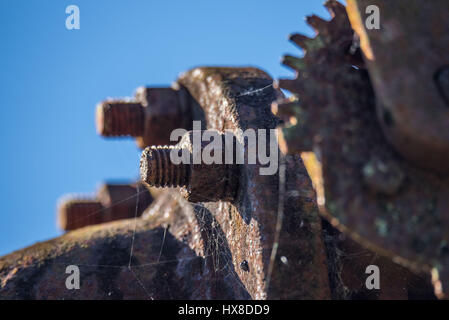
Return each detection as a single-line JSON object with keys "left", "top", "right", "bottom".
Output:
{"left": 289, "top": 33, "right": 312, "bottom": 50}
{"left": 306, "top": 15, "right": 328, "bottom": 33}
{"left": 324, "top": 0, "right": 346, "bottom": 18}
{"left": 276, "top": 79, "right": 299, "bottom": 94}
{"left": 282, "top": 55, "right": 305, "bottom": 71}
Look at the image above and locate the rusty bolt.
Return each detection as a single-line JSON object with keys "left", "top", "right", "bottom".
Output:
{"left": 96, "top": 101, "right": 144, "bottom": 137}
{"left": 96, "top": 86, "right": 192, "bottom": 148}
{"left": 140, "top": 130, "right": 239, "bottom": 203}
{"left": 57, "top": 182, "right": 153, "bottom": 231}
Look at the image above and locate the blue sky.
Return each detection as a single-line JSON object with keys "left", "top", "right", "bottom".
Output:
{"left": 0, "top": 0, "right": 328, "bottom": 255}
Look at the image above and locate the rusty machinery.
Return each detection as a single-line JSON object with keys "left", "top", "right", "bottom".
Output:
{"left": 0, "top": 0, "right": 445, "bottom": 300}
{"left": 274, "top": 0, "right": 449, "bottom": 298}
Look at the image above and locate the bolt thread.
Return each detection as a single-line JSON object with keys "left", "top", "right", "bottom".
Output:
{"left": 140, "top": 146, "right": 190, "bottom": 187}
{"left": 96, "top": 101, "right": 144, "bottom": 137}
{"left": 58, "top": 200, "right": 104, "bottom": 231}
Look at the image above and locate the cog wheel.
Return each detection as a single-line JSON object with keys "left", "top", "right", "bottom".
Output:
{"left": 274, "top": 0, "right": 362, "bottom": 154}
{"left": 273, "top": 0, "right": 449, "bottom": 298}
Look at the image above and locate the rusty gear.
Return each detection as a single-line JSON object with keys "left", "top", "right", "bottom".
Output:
{"left": 274, "top": 0, "right": 449, "bottom": 298}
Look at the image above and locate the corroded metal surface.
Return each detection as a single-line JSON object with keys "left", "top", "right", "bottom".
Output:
{"left": 0, "top": 192, "right": 249, "bottom": 299}
{"left": 177, "top": 67, "right": 331, "bottom": 299}
{"left": 275, "top": 0, "right": 449, "bottom": 297}
{"left": 347, "top": 0, "right": 449, "bottom": 173}
{"left": 322, "top": 220, "right": 436, "bottom": 300}
{"left": 2, "top": 67, "right": 330, "bottom": 300}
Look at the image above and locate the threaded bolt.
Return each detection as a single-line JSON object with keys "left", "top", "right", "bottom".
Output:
{"left": 96, "top": 101, "right": 144, "bottom": 137}
{"left": 58, "top": 200, "right": 104, "bottom": 231}
{"left": 140, "top": 131, "right": 239, "bottom": 203}
{"left": 140, "top": 146, "right": 190, "bottom": 188}
{"left": 96, "top": 86, "right": 192, "bottom": 148}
